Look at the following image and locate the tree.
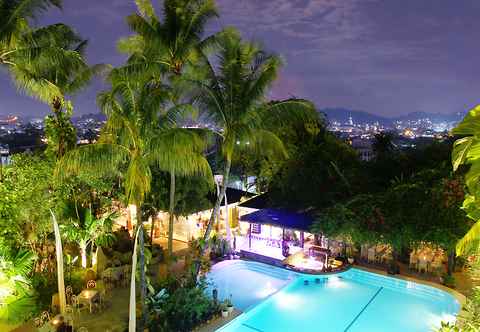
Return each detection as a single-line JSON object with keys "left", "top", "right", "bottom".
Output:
{"left": 372, "top": 131, "right": 396, "bottom": 160}
{"left": 268, "top": 125, "right": 360, "bottom": 209}
{"left": 117, "top": 0, "right": 218, "bottom": 77}
{"left": 0, "top": 0, "right": 62, "bottom": 66}
{"left": 451, "top": 105, "right": 480, "bottom": 255}
{"left": 118, "top": 0, "right": 218, "bottom": 257}
{"left": 191, "top": 28, "right": 316, "bottom": 258}
{"left": 61, "top": 208, "right": 115, "bottom": 269}
{"left": 58, "top": 75, "right": 211, "bottom": 328}
{"left": 9, "top": 24, "right": 101, "bottom": 158}
{"left": 0, "top": 154, "right": 56, "bottom": 254}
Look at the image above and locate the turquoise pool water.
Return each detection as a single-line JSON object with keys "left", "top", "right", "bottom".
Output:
{"left": 207, "top": 260, "right": 460, "bottom": 332}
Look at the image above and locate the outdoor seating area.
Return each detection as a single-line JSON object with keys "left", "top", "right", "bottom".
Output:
{"left": 409, "top": 245, "right": 446, "bottom": 274}
{"left": 360, "top": 244, "right": 393, "bottom": 265}
{"left": 34, "top": 273, "right": 128, "bottom": 332}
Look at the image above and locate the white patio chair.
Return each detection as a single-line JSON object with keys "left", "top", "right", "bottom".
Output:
{"left": 409, "top": 252, "right": 418, "bottom": 269}
{"left": 367, "top": 248, "right": 376, "bottom": 263}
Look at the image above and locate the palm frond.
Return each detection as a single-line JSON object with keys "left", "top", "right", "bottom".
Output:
{"left": 457, "top": 220, "right": 480, "bottom": 255}
{"left": 135, "top": 0, "right": 156, "bottom": 19}
{"left": 56, "top": 143, "right": 128, "bottom": 180}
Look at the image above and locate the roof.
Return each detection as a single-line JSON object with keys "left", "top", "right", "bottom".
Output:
{"left": 237, "top": 193, "right": 269, "bottom": 209}
{"left": 209, "top": 187, "right": 256, "bottom": 206}
{"left": 240, "top": 208, "right": 315, "bottom": 232}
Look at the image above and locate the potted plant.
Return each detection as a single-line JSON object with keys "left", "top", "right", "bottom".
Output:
{"left": 221, "top": 301, "right": 229, "bottom": 318}
{"left": 441, "top": 273, "right": 456, "bottom": 288}
{"left": 226, "top": 294, "right": 234, "bottom": 314}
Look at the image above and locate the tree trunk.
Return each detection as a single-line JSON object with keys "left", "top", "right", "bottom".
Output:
{"left": 150, "top": 215, "right": 155, "bottom": 246}
{"left": 447, "top": 249, "right": 456, "bottom": 276}
{"left": 203, "top": 158, "right": 231, "bottom": 243}
{"left": 80, "top": 244, "right": 87, "bottom": 269}
{"left": 137, "top": 214, "right": 147, "bottom": 332}
{"left": 127, "top": 204, "right": 137, "bottom": 232}
{"left": 51, "top": 97, "right": 65, "bottom": 159}
{"left": 195, "top": 158, "right": 232, "bottom": 277}
{"left": 168, "top": 170, "right": 176, "bottom": 257}
{"left": 224, "top": 190, "right": 231, "bottom": 243}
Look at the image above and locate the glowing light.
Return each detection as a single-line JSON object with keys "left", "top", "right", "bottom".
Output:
{"left": 274, "top": 291, "right": 303, "bottom": 310}
{"left": 255, "top": 281, "right": 277, "bottom": 298}
{"left": 327, "top": 276, "right": 348, "bottom": 289}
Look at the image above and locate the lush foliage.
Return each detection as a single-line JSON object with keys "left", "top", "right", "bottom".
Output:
{"left": 0, "top": 154, "right": 56, "bottom": 251}
{"left": 452, "top": 105, "right": 480, "bottom": 255}
{"left": 147, "top": 277, "right": 219, "bottom": 332}
{"left": 0, "top": 248, "right": 37, "bottom": 323}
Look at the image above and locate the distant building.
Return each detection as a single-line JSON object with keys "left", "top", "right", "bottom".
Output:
{"left": 0, "top": 144, "right": 10, "bottom": 165}
{"left": 351, "top": 138, "right": 374, "bottom": 161}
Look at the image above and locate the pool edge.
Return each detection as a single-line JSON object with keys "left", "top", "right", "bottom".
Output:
{"left": 211, "top": 260, "right": 465, "bottom": 332}
{"left": 352, "top": 264, "right": 467, "bottom": 307}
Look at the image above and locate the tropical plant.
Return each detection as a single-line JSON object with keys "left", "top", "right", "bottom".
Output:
{"left": 58, "top": 75, "right": 211, "bottom": 328}
{"left": 191, "top": 28, "right": 316, "bottom": 257}
{"left": 451, "top": 105, "right": 480, "bottom": 255}
{"left": 0, "top": 248, "right": 37, "bottom": 323}
{"left": 118, "top": 0, "right": 218, "bottom": 257}
{"left": 0, "top": 154, "right": 56, "bottom": 254}
{"left": 118, "top": 0, "right": 218, "bottom": 77}
{"left": 0, "top": 0, "right": 62, "bottom": 66}
{"left": 146, "top": 277, "right": 219, "bottom": 332}
{"left": 61, "top": 209, "right": 116, "bottom": 268}
{"left": 9, "top": 24, "right": 102, "bottom": 158}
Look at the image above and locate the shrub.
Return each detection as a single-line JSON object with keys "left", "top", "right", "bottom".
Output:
{"left": 147, "top": 277, "right": 220, "bottom": 332}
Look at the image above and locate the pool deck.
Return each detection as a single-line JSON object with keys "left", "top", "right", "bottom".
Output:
{"left": 195, "top": 309, "right": 242, "bottom": 332}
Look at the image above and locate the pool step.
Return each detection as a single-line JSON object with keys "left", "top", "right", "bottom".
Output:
{"left": 219, "top": 262, "right": 296, "bottom": 281}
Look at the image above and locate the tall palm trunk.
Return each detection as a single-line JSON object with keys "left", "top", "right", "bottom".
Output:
{"left": 168, "top": 170, "right": 176, "bottom": 257}
{"left": 80, "top": 242, "right": 87, "bottom": 269}
{"left": 128, "top": 204, "right": 146, "bottom": 331}
{"left": 51, "top": 97, "right": 66, "bottom": 159}
{"left": 447, "top": 249, "right": 456, "bottom": 276}
{"left": 150, "top": 215, "right": 155, "bottom": 246}
{"left": 138, "top": 222, "right": 147, "bottom": 331}
{"left": 201, "top": 158, "right": 232, "bottom": 257}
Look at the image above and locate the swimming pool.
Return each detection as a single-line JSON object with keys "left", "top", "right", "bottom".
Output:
{"left": 207, "top": 260, "right": 461, "bottom": 332}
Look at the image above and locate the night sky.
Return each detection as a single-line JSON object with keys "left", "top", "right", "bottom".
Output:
{"left": 1, "top": 0, "right": 480, "bottom": 118}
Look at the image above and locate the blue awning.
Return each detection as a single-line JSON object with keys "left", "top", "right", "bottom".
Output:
{"left": 240, "top": 208, "right": 315, "bottom": 232}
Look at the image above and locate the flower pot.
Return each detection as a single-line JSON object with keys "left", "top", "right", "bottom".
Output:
{"left": 227, "top": 306, "right": 234, "bottom": 314}
{"left": 221, "top": 310, "right": 229, "bottom": 318}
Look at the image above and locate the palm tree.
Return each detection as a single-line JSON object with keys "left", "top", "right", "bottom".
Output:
{"left": 452, "top": 105, "right": 480, "bottom": 255}
{"left": 117, "top": 0, "right": 218, "bottom": 77}
{"left": 0, "top": 0, "right": 62, "bottom": 66}
{"left": 191, "top": 28, "right": 316, "bottom": 259}
{"left": 118, "top": 0, "right": 217, "bottom": 256}
{"left": 9, "top": 24, "right": 101, "bottom": 158}
{"left": 57, "top": 75, "right": 211, "bottom": 329}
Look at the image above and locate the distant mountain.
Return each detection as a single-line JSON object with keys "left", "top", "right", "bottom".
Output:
{"left": 321, "top": 108, "right": 390, "bottom": 125}
{"left": 72, "top": 113, "right": 106, "bottom": 122}
{"left": 392, "top": 111, "right": 466, "bottom": 123}
{"left": 321, "top": 108, "right": 467, "bottom": 126}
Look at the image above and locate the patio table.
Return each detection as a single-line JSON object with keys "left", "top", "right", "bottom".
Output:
{"left": 78, "top": 289, "right": 99, "bottom": 313}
